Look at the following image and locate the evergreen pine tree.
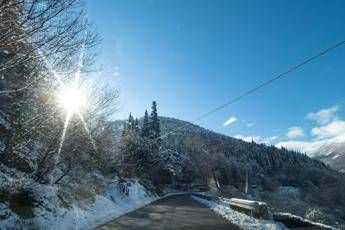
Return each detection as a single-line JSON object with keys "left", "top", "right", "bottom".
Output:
{"left": 137, "top": 110, "right": 151, "bottom": 179}
{"left": 121, "top": 121, "right": 128, "bottom": 138}
{"left": 119, "top": 113, "right": 141, "bottom": 177}
{"left": 150, "top": 101, "right": 161, "bottom": 152}
{"left": 134, "top": 118, "right": 139, "bottom": 132}
{"left": 141, "top": 110, "right": 150, "bottom": 138}
{"left": 128, "top": 113, "right": 134, "bottom": 130}
{"left": 148, "top": 101, "right": 164, "bottom": 185}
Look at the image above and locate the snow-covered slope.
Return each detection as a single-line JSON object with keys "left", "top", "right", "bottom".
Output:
{"left": 0, "top": 167, "right": 157, "bottom": 230}
{"left": 312, "top": 141, "right": 345, "bottom": 173}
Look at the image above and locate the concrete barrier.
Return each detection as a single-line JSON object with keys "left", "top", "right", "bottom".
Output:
{"left": 225, "top": 198, "right": 269, "bottom": 219}
{"left": 193, "top": 195, "right": 269, "bottom": 219}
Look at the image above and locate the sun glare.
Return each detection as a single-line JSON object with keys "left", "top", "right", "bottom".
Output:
{"left": 57, "top": 86, "right": 87, "bottom": 114}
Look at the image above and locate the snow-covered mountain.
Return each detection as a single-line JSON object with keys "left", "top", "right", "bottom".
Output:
{"left": 312, "top": 142, "right": 345, "bottom": 173}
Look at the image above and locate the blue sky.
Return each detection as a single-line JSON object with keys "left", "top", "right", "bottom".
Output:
{"left": 84, "top": 0, "right": 345, "bottom": 152}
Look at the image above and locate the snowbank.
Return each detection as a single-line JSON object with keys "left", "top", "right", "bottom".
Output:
{"left": 191, "top": 195, "right": 286, "bottom": 230}
{"left": 0, "top": 162, "right": 198, "bottom": 230}
{"left": 0, "top": 172, "right": 157, "bottom": 230}
{"left": 274, "top": 212, "right": 336, "bottom": 230}
{"left": 34, "top": 180, "right": 157, "bottom": 230}
{"left": 32, "top": 183, "right": 192, "bottom": 229}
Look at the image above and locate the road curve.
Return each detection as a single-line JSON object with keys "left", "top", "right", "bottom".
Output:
{"left": 96, "top": 194, "right": 240, "bottom": 230}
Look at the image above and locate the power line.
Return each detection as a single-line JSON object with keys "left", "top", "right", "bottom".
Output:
{"left": 147, "top": 40, "right": 345, "bottom": 144}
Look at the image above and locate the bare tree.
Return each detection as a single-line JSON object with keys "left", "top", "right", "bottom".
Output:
{"left": 0, "top": 0, "right": 120, "bottom": 184}
{"left": 0, "top": 0, "right": 99, "bottom": 77}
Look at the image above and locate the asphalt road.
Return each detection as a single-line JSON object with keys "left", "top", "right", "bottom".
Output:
{"left": 96, "top": 194, "right": 240, "bottom": 230}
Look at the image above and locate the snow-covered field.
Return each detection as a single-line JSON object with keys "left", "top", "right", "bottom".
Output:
{"left": 191, "top": 195, "right": 286, "bottom": 230}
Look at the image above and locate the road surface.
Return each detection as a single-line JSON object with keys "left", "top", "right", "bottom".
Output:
{"left": 97, "top": 194, "right": 240, "bottom": 230}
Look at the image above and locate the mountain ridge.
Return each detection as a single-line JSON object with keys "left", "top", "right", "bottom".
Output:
{"left": 112, "top": 116, "right": 328, "bottom": 173}
{"left": 312, "top": 141, "right": 345, "bottom": 173}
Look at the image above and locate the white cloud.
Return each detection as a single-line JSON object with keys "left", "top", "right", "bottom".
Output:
{"left": 234, "top": 105, "right": 345, "bottom": 157}
{"left": 311, "top": 120, "right": 345, "bottom": 139}
{"left": 276, "top": 140, "right": 324, "bottom": 154}
{"left": 277, "top": 105, "right": 345, "bottom": 156}
{"left": 223, "top": 116, "right": 237, "bottom": 127}
{"left": 276, "top": 132, "right": 345, "bottom": 157}
{"left": 234, "top": 135, "right": 277, "bottom": 145}
{"left": 246, "top": 123, "right": 254, "bottom": 127}
{"left": 306, "top": 105, "right": 339, "bottom": 125}
{"left": 286, "top": 127, "right": 304, "bottom": 138}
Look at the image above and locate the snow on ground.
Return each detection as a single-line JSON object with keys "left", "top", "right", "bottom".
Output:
{"left": 332, "top": 154, "right": 339, "bottom": 159}
{"left": 275, "top": 212, "right": 336, "bottom": 230}
{"left": 0, "top": 162, "right": 197, "bottom": 230}
{"left": 0, "top": 169, "right": 158, "bottom": 230}
{"left": 191, "top": 195, "right": 286, "bottom": 230}
{"left": 33, "top": 180, "right": 157, "bottom": 230}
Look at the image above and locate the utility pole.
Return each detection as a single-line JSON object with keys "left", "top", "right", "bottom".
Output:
{"left": 245, "top": 166, "right": 248, "bottom": 194}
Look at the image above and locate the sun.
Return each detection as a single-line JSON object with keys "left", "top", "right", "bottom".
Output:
{"left": 57, "top": 86, "right": 87, "bottom": 114}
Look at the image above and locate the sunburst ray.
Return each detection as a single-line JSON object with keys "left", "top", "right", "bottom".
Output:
{"left": 56, "top": 111, "right": 71, "bottom": 165}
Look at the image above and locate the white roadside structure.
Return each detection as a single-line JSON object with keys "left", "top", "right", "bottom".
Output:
{"left": 191, "top": 195, "right": 286, "bottom": 230}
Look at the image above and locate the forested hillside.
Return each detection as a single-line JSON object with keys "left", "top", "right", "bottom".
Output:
{"left": 111, "top": 115, "right": 345, "bottom": 226}
{"left": 114, "top": 116, "right": 330, "bottom": 185}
